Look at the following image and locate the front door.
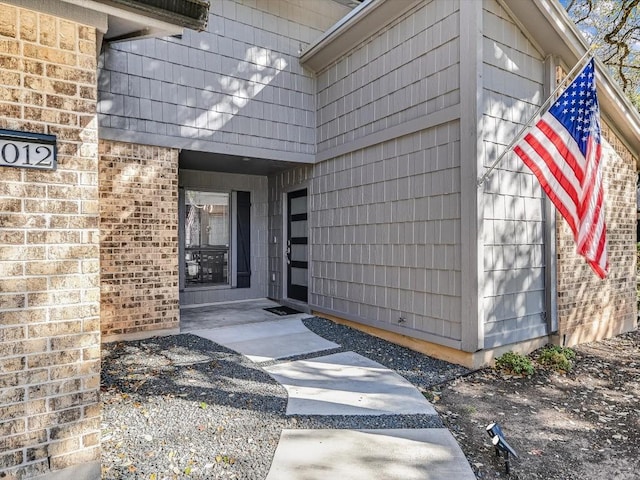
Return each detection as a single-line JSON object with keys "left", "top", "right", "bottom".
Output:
{"left": 287, "top": 189, "right": 308, "bottom": 302}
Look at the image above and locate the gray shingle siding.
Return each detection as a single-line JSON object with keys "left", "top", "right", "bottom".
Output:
{"left": 481, "top": 0, "right": 547, "bottom": 348}
{"left": 98, "top": 0, "right": 349, "bottom": 160}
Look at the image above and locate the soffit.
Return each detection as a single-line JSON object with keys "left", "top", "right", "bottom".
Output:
{"left": 179, "top": 150, "right": 310, "bottom": 176}
{"left": 60, "top": 0, "right": 209, "bottom": 41}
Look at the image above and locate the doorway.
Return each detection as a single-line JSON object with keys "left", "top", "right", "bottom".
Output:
{"left": 286, "top": 189, "right": 308, "bottom": 303}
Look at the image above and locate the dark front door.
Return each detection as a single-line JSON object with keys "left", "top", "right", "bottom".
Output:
{"left": 287, "top": 189, "right": 308, "bottom": 303}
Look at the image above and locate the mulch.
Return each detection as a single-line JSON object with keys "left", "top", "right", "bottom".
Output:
{"left": 431, "top": 329, "right": 640, "bottom": 479}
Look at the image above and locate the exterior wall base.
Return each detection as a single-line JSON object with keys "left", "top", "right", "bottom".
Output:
{"left": 551, "top": 314, "right": 638, "bottom": 349}
{"left": 312, "top": 306, "right": 463, "bottom": 351}
{"left": 314, "top": 311, "right": 551, "bottom": 369}
{"left": 32, "top": 461, "right": 100, "bottom": 480}
{"left": 102, "top": 327, "right": 180, "bottom": 344}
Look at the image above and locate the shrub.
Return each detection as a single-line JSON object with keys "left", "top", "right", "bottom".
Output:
{"left": 538, "top": 345, "right": 576, "bottom": 372}
{"left": 494, "top": 351, "right": 535, "bottom": 376}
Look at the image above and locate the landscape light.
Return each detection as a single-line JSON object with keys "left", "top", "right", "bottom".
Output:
{"left": 486, "top": 422, "right": 518, "bottom": 474}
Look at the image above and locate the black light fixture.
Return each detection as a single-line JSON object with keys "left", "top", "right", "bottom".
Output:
{"left": 486, "top": 422, "right": 518, "bottom": 474}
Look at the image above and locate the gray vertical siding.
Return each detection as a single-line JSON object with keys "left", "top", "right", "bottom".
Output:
{"left": 293, "top": 0, "right": 464, "bottom": 348}
{"left": 316, "top": 0, "right": 461, "bottom": 153}
{"left": 179, "top": 170, "right": 269, "bottom": 305}
{"left": 98, "top": 0, "right": 350, "bottom": 160}
{"left": 310, "top": 125, "right": 463, "bottom": 345}
{"left": 481, "top": 0, "right": 547, "bottom": 347}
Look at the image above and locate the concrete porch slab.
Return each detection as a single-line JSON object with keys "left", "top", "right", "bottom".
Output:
{"left": 190, "top": 318, "right": 339, "bottom": 362}
{"left": 264, "top": 351, "right": 436, "bottom": 415}
{"left": 180, "top": 299, "right": 301, "bottom": 332}
{"left": 265, "top": 429, "right": 476, "bottom": 480}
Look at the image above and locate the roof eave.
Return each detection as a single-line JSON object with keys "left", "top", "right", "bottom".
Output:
{"left": 101, "top": 0, "right": 210, "bottom": 32}
{"left": 60, "top": 0, "right": 209, "bottom": 40}
{"left": 299, "top": 0, "right": 421, "bottom": 74}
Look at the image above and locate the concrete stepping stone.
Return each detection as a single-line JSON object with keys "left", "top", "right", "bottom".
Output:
{"left": 265, "top": 428, "right": 476, "bottom": 480}
{"left": 264, "top": 351, "right": 436, "bottom": 415}
{"left": 190, "top": 318, "right": 339, "bottom": 363}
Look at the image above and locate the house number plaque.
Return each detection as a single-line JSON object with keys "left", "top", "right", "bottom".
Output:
{"left": 0, "top": 129, "right": 57, "bottom": 171}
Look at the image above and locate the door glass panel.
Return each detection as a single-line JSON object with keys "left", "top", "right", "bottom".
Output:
{"left": 291, "top": 267, "right": 308, "bottom": 286}
{"left": 290, "top": 196, "right": 307, "bottom": 215}
{"left": 184, "top": 190, "right": 229, "bottom": 286}
{"left": 291, "top": 244, "right": 307, "bottom": 262}
{"left": 290, "top": 220, "right": 307, "bottom": 238}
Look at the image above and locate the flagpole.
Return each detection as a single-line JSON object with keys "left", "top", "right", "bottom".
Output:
{"left": 477, "top": 47, "right": 596, "bottom": 187}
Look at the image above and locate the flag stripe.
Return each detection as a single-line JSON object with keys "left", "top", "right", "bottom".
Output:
{"left": 537, "top": 116, "right": 585, "bottom": 183}
{"left": 514, "top": 140, "right": 580, "bottom": 235}
{"left": 525, "top": 128, "right": 581, "bottom": 210}
{"left": 513, "top": 58, "right": 608, "bottom": 278}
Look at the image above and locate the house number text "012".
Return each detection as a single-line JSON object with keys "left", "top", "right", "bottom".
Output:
{"left": 0, "top": 129, "right": 57, "bottom": 171}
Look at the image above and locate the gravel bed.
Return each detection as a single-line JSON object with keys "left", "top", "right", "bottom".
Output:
{"left": 101, "top": 317, "right": 469, "bottom": 479}
{"left": 302, "top": 316, "right": 470, "bottom": 388}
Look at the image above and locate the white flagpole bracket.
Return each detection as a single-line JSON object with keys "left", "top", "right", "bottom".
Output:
{"left": 476, "top": 47, "right": 595, "bottom": 187}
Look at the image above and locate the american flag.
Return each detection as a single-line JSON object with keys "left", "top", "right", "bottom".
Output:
{"left": 514, "top": 58, "right": 608, "bottom": 278}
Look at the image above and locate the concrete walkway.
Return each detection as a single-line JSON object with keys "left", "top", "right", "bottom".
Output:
{"left": 189, "top": 302, "right": 475, "bottom": 479}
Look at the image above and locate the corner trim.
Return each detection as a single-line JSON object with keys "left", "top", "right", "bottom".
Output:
{"left": 544, "top": 55, "right": 559, "bottom": 333}
{"left": 459, "top": 0, "right": 484, "bottom": 352}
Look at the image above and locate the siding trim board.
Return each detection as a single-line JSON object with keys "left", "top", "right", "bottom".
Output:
{"left": 99, "top": 129, "right": 316, "bottom": 165}
{"left": 316, "top": 104, "right": 461, "bottom": 163}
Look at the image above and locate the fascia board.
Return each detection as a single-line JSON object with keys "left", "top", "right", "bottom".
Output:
{"left": 59, "top": 0, "right": 188, "bottom": 35}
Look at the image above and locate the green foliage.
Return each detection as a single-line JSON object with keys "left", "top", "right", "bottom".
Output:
{"left": 564, "top": 0, "right": 640, "bottom": 112}
{"left": 538, "top": 345, "right": 576, "bottom": 372}
{"left": 494, "top": 351, "right": 535, "bottom": 376}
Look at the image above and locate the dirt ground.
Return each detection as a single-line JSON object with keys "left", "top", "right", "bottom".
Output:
{"left": 431, "top": 330, "right": 640, "bottom": 479}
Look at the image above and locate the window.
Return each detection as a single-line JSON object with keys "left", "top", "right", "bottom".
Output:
{"left": 184, "top": 190, "right": 229, "bottom": 286}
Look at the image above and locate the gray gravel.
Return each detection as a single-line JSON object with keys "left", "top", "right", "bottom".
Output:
{"left": 101, "top": 317, "right": 469, "bottom": 479}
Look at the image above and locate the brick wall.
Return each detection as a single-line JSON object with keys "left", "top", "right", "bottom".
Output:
{"left": 556, "top": 120, "right": 638, "bottom": 344}
{"left": 0, "top": 4, "right": 101, "bottom": 477}
{"left": 99, "top": 140, "right": 179, "bottom": 338}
